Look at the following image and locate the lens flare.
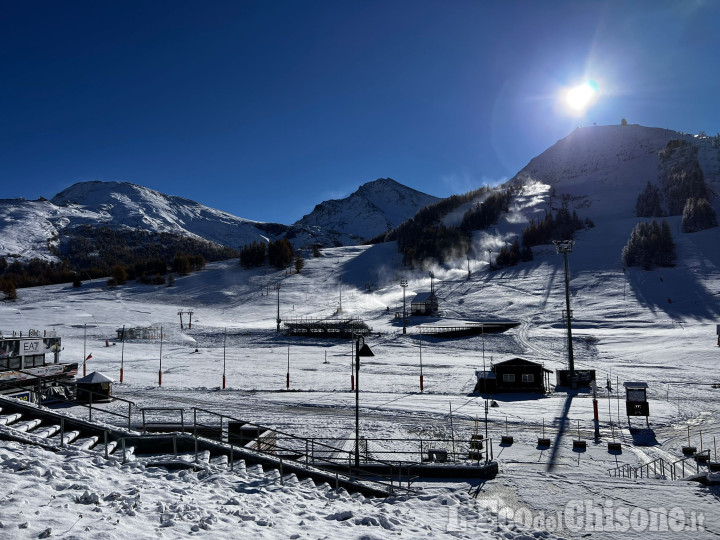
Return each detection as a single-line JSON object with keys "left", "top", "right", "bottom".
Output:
{"left": 566, "top": 80, "right": 598, "bottom": 112}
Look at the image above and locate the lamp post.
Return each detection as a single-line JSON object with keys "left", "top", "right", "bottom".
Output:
{"left": 222, "top": 327, "right": 227, "bottom": 390}
{"left": 354, "top": 335, "right": 374, "bottom": 468}
{"left": 120, "top": 325, "right": 125, "bottom": 383}
{"left": 83, "top": 323, "right": 87, "bottom": 377}
{"left": 553, "top": 239, "right": 575, "bottom": 376}
{"left": 400, "top": 279, "right": 408, "bottom": 334}
{"left": 419, "top": 328, "right": 424, "bottom": 392}
{"left": 158, "top": 326, "right": 163, "bottom": 387}
{"left": 274, "top": 282, "right": 281, "bottom": 332}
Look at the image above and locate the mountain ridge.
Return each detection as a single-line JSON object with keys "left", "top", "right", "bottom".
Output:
{"left": 0, "top": 177, "right": 438, "bottom": 263}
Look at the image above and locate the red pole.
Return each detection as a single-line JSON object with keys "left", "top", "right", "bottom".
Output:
{"left": 593, "top": 399, "right": 599, "bottom": 422}
{"left": 420, "top": 374, "right": 424, "bottom": 392}
{"left": 83, "top": 362, "right": 86, "bottom": 377}
{"left": 158, "top": 370, "right": 162, "bottom": 387}
{"left": 222, "top": 374, "right": 226, "bottom": 390}
{"left": 351, "top": 374, "right": 355, "bottom": 391}
{"left": 120, "top": 368, "right": 124, "bottom": 383}
{"left": 286, "top": 371, "right": 290, "bottom": 390}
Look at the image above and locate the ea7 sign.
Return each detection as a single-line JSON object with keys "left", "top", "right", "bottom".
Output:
{"left": 20, "top": 340, "right": 41, "bottom": 356}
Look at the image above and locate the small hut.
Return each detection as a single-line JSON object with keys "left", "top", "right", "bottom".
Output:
{"left": 410, "top": 292, "right": 438, "bottom": 315}
{"left": 473, "top": 358, "right": 552, "bottom": 394}
{"left": 623, "top": 381, "right": 649, "bottom": 425}
{"left": 76, "top": 371, "right": 114, "bottom": 402}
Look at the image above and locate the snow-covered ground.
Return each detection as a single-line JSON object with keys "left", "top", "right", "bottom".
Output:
{"left": 1, "top": 225, "right": 720, "bottom": 538}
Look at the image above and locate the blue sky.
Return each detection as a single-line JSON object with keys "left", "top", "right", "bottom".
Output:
{"left": 2, "top": 1, "right": 718, "bottom": 223}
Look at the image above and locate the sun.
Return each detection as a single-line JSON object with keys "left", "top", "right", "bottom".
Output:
{"left": 565, "top": 80, "right": 598, "bottom": 112}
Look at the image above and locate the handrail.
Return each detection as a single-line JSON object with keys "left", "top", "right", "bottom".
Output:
{"left": 607, "top": 449, "right": 711, "bottom": 480}
{"left": 0, "top": 369, "right": 137, "bottom": 428}
{"left": 141, "top": 408, "right": 185, "bottom": 433}
{"left": 187, "top": 407, "right": 408, "bottom": 493}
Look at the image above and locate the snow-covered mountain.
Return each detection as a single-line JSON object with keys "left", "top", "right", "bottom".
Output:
{"left": 51, "top": 180, "right": 278, "bottom": 248}
{"left": 0, "top": 178, "right": 438, "bottom": 262}
{"left": 2, "top": 125, "right": 718, "bottom": 266}
{"left": 509, "top": 124, "right": 720, "bottom": 221}
{"left": 0, "top": 182, "right": 278, "bottom": 262}
{"left": 292, "top": 178, "right": 439, "bottom": 245}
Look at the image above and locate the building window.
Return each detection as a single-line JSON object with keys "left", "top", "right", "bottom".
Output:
{"left": 522, "top": 374, "right": 534, "bottom": 383}
{"left": 502, "top": 373, "right": 515, "bottom": 382}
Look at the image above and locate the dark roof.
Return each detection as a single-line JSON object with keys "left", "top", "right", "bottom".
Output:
{"left": 493, "top": 357, "right": 553, "bottom": 373}
{"left": 623, "top": 381, "right": 648, "bottom": 389}
{"left": 494, "top": 357, "right": 542, "bottom": 367}
{"left": 411, "top": 292, "right": 435, "bottom": 303}
{"left": 77, "top": 371, "right": 113, "bottom": 384}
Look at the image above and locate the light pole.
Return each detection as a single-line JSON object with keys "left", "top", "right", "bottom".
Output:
{"left": 158, "top": 326, "right": 163, "bottom": 387}
{"left": 487, "top": 249, "right": 493, "bottom": 271}
{"left": 400, "top": 279, "right": 408, "bottom": 334}
{"left": 553, "top": 239, "right": 575, "bottom": 376}
{"left": 222, "top": 327, "right": 227, "bottom": 390}
{"left": 120, "top": 325, "right": 125, "bottom": 383}
{"left": 419, "top": 328, "right": 424, "bottom": 392}
{"left": 354, "top": 335, "right": 374, "bottom": 468}
{"left": 275, "top": 282, "right": 281, "bottom": 332}
{"left": 83, "top": 323, "right": 87, "bottom": 377}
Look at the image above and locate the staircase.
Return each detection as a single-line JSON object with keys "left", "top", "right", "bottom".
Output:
{"left": 607, "top": 450, "right": 712, "bottom": 481}
{"left": 0, "top": 394, "right": 409, "bottom": 498}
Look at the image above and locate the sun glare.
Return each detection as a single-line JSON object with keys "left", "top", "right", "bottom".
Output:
{"left": 565, "top": 80, "right": 598, "bottom": 112}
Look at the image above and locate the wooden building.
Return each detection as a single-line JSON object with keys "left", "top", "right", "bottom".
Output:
{"left": 474, "top": 357, "right": 552, "bottom": 394}
{"left": 76, "top": 371, "right": 113, "bottom": 402}
{"left": 410, "top": 292, "right": 438, "bottom": 316}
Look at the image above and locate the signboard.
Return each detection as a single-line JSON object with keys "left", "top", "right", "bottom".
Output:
{"left": 7, "top": 390, "right": 33, "bottom": 402}
{"left": 19, "top": 340, "right": 41, "bottom": 356}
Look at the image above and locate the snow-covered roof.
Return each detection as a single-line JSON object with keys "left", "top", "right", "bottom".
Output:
{"left": 411, "top": 292, "right": 435, "bottom": 303}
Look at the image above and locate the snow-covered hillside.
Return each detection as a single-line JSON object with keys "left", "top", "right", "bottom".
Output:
{"left": 51, "top": 181, "right": 275, "bottom": 249}
{"left": 510, "top": 124, "right": 720, "bottom": 221}
{"left": 294, "top": 178, "right": 439, "bottom": 244}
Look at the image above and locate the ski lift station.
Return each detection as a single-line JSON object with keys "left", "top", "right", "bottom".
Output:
{"left": 115, "top": 326, "right": 161, "bottom": 340}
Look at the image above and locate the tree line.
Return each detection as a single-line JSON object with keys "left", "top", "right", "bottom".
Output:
{"left": 521, "top": 206, "right": 593, "bottom": 247}
{"left": 637, "top": 140, "right": 718, "bottom": 233}
{"left": 239, "top": 238, "right": 305, "bottom": 273}
{"left": 0, "top": 226, "right": 237, "bottom": 298}
{"left": 621, "top": 219, "right": 676, "bottom": 270}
